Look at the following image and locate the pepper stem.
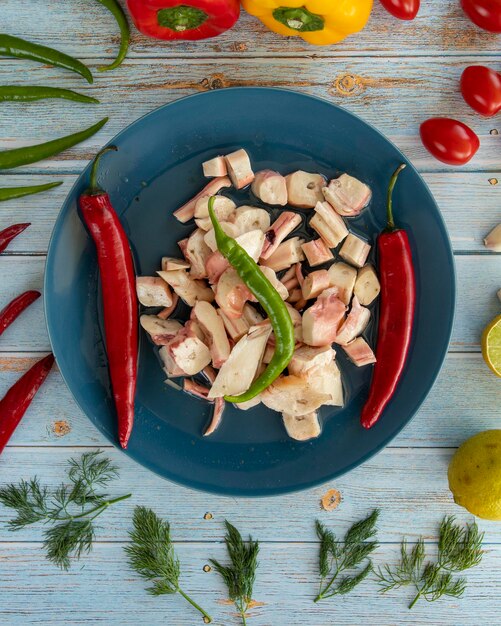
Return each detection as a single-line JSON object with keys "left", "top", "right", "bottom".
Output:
{"left": 89, "top": 145, "right": 118, "bottom": 193}
{"left": 157, "top": 6, "right": 208, "bottom": 32}
{"left": 273, "top": 7, "right": 325, "bottom": 32}
{"left": 386, "top": 163, "right": 407, "bottom": 231}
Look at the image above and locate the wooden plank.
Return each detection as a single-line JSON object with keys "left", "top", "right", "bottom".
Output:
{"left": 1, "top": 353, "right": 499, "bottom": 449}
{"left": 0, "top": 57, "right": 500, "bottom": 173}
{"left": 1, "top": 255, "right": 499, "bottom": 352}
{"left": 3, "top": 0, "right": 501, "bottom": 58}
{"left": 1, "top": 447, "right": 500, "bottom": 544}
{"left": 1, "top": 172, "right": 499, "bottom": 255}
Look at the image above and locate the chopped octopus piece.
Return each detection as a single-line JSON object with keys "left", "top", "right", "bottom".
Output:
{"left": 177, "top": 238, "right": 189, "bottom": 257}
{"left": 251, "top": 169, "right": 288, "bottom": 205}
{"left": 234, "top": 395, "right": 262, "bottom": 411}
{"left": 193, "top": 301, "right": 231, "bottom": 368}
{"left": 185, "top": 228, "right": 212, "bottom": 279}
{"left": 335, "top": 296, "right": 370, "bottom": 346}
{"left": 301, "top": 239, "right": 334, "bottom": 267}
{"left": 294, "top": 298, "right": 308, "bottom": 311}
{"left": 282, "top": 411, "right": 321, "bottom": 441}
{"left": 183, "top": 379, "right": 210, "bottom": 400}
{"left": 201, "top": 365, "right": 226, "bottom": 436}
{"left": 283, "top": 276, "right": 299, "bottom": 291}
{"left": 205, "top": 250, "right": 229, "bottom": 284}
{"left": 208, "top": 324, "right": 272, "bottom": 399}
{"left": 286, "top": 171, "right": 325, "bottom": 208}
{"left": 224, "top": 149, "right": 255, "bottom": 189}
{"left": 484, "top": 224, "right": 501, "bottom": 252}
{"left": 136, "top": 276, "right": 173, "bottom": 307}
{"left": 260, "top": 211, "right": 302, "bottom": 260}
{"left": 157, "top": 293, "right": 179, "bottom": 319}
{"left": 288, "top": 345, "right": 335, "bottom": 375}
{"left": 161, "top": 257, "right": 190, "bottom": 272}
{"left": 327, "top": 262, "right": 357, "bottom": 305}
{"left": 342, "top": 337, "right": 376, "bottom": 367}
{"left": 167, "top": 324, "right": 211, "bottom": 375}
{"left": 194, "top": 195, "right": 236, "bottom": 231}
{"left": 280, "top": 265, "right": 297, "bottom": 284}
{"left": 231, "top": 206, "right": 271, "bottom": 234}
{"left": 262, "top": 237, "right": 305, "bottom": 272}
{"left": 204, "top": 222, "right": 240, "bottom": 252}
{"left": 261, "top": 375, "right": 330, "bottom": 416}
{"left": 322, "top": 173, "right": 372, "bottom": 217}
{"left": 260, "top": 266, "right": 289, "bottom": 300}
{"left": 287, "top": 288, "right": 303, "bottom": 304}
{"left": 173, "top": 176, "right": 231, "bottom": 223}
{"left": 284, "top": 302, "right": 303, "bottom": 341}
{"left": 307, "top": 361, "right": 344, "bottom": 406}
{"left": 339, "top": 233, "right": 371, "bottom": 268}
{"left": 157, "top": 270, "right": 214, "bottom": 307}
{"left": 215, "top": 268, "right": 256, "bottom": 319}
{"left": 242, "top": 303, "right": 264, "bottom": 326}
{"left": 354, "top": 264, "right": 380, "bottom": 306}
{"left": 159, "top": 345, "right": 186, "bottom": 378}
{"left": 217, "top": 309, "right": 250, "bottom": 341}
{"left": 202, "top": 155, "right": 227, "bottom": 178}
{"left": 235, "top": 229, "right": 265, "bottom": 262}
{"left": 311, "top": 201, "right": 349, "bottom": 247}
{"left": 301, "top": 269, "right": 331, "bottom": 300}
{"left": 302, "top": 288, "right": 346, "bottom": 347}
{"left": 140, "top": 315, "right": 182, "bottom": 346}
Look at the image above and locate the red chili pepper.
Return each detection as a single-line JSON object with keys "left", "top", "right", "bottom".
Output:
{"left": 126, "top": 0, "right": 240, "bottom": 40}
{"left": 79, "top": 146, "right": 138, "bottom": 449}
{"left": 0, "top": 353, "right": 54, "bottom": 454}
{"left": 0, "top": 223, "right": 30, "bottom": 253}
{"left": 361, "top": 164, "right": 416, "bottom": 430}
{"left": 0, "top": 290, "right": 41, "bottom": 337}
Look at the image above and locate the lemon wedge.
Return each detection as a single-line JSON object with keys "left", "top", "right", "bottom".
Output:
{"left": 482, "top": 314, "right": 501, "bottom": 377}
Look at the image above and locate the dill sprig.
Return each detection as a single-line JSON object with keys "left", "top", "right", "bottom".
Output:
{"left": 314, "top": 509, "right": 379, "bottom": 602}
{"left": 210, "top": 520, "right": 260, "bottom": 626}
{"left": 375, "top": 516, "right": 484, "bottom": 609}
{"left": 125, "top": 506, "right": 212, "bottom": 624}
{"left": 0, "top": 450, "right": 131, "bottom": 569}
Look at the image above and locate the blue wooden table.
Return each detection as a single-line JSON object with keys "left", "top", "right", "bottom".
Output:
{"left": 1, "top": 1, "right": 500, "bottom": 624}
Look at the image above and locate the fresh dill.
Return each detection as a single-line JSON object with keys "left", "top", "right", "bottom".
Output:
{"left": 314, "top": 509, "right": 380, "bottom": 602}
{"left": 375, "top": 516, "right": 484, "bottom": 609}
{"left": 0, "top": 450, "right": 131, "bottom": 569}
{"left": 210, "top": 520, "right": 260, "bottom": 626}
{"left": 125, "top": 506, "right": 212, "bottom": 623}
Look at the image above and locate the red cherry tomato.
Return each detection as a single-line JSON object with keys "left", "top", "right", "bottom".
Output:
{"left": 379, "top": 0, "right": 420, "bottom": 19}
{"left": 461, "top": 66, "right": 501, "bottom": 117}
{"left": 461, "top": 0, "right": 501, "bottom": 32}
{"left": 420, "top": 118, "right": 480, "bottom": 165}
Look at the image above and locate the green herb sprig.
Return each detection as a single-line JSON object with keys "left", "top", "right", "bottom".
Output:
{"left": 314, "top": 509, "right": 379, "bottom": 602}
{"left": 125, "top": 506, "right": 212, "bottom": 623}
{"left": 0, "top": 450, "right": 131, "bottom": 569}
{"left": 375, "top": 516, "right": 484, "bottom": 609}
{"left": 210, "top": 520, "right": 260, "bottom": 625}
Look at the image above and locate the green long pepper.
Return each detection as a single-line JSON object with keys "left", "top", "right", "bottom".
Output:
{"left": 0, "top": 34, "right": 93, "bottom": 83}
{"left": 0, "top": 181, "right": 62, "bottom": 202}
{"left": 95, "top": 0, "right": 130, "bottom": 71}
{"left": 0, "top": 86, "right": 98, "bottom": 104}
{"left": 208, "top": 197, "right": 295, "bottom": 403}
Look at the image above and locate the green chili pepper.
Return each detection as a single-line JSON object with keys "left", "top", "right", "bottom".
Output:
{"left": 0, "top": 117, "right": 108, "bottom": 170}
{"left": 0, "top": 181, "right": 62, "bottom": 202}
{"left": 0, "top": 34, "right": 93, "bottom": 84}
{"left": 95, "top": 0, "right": 130, "bottom": 72}
{"left": 0, "top": 86, "right": 98, "bottom": 104}
{"left": 208, "top": 197, "right": 295, "bottom": 403}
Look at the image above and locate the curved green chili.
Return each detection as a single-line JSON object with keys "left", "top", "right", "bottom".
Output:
{"left": 208, "top": 197, "right": 295, "bottom": 403}
{"left": 0, "top": 181, "right": 62, "bottom": 202}
{"left": 0, "top": 117, "right": 108, "bottom": 170}
{"left": 95, "top": 0, "right": 130, "bottom": 72}
{"left": 0, "top": 86, "right": 98, "bottom": 104}
{"left": 0, "top": 34, "right": 93, "bottom": 84}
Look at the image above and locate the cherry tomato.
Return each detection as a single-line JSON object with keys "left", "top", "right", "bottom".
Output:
{"left": 461, "top": 0, "right": 501, "bottom": 33}
{"left": 378, "top": 0, "right": 420, "bottom": 19}
{"left": 461, "top": 66, "right": 501, "bottom": 117}
{"left": 420, "top": 118, "right": 480, "bottom": 165}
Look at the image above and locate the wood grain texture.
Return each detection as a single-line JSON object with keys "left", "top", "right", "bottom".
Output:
{"left": 0, "top": 57, "right": 500, "bottom": 173}
{"left": 1, "top": 255, "right": 499, "bottom": 352}
{"left": 0, "top": 172, "right": 499, "bottom": 254}
{"left": 0, "top": 542, "right": 500, "bottom": 626}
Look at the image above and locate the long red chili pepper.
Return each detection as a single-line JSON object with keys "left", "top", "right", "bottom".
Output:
{"left": 0, "top": 353, "right": 54, "bottom": 454}
{"left": 360, "top": 164, "right": 416, "bottom": 429}
{"left": 0, "top": 223, "right": 30, "bottom": 253}
{"left": 0, "top": 290, "right": 41, "bottom": 337}
{"left": 79, "top": 146, "right": 138, "bottom": 449}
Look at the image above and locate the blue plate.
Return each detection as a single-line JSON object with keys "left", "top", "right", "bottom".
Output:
{"left": 45, "top": 88, "right": 455, "bottom": 496}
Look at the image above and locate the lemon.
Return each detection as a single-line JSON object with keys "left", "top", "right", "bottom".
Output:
{"left": 448, "top": 430, "right": 501, "bottom": 521}
{"left": 482, "top": 314, "right": 501, "bottom": 377}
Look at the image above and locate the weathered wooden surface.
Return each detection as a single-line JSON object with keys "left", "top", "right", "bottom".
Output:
{"left": 1, "top": 0, "right": 500, "bottom": 624}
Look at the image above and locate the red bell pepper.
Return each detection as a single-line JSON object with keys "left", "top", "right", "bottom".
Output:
{"left": 126, "top": 0, "right": 240, "bottom": 40}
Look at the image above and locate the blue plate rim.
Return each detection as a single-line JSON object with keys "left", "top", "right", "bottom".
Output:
{"left": 44, "top": 87, "right": 457, "bottom": 497}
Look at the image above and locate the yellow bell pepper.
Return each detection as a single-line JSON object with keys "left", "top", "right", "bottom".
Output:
{"left": 242, "top": 0, "right": 373, "bottom": 45}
